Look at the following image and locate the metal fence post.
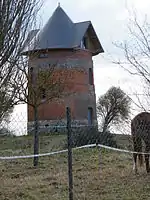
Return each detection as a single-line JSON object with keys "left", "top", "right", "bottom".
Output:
{"left": 66, "top": 107, "right": 73, "bottom": 200}
{"left": 33, "top": 106, "right": 39, "bottom": 167}
{"left": 98, "top": 145, "right": 101, "bottom": 177}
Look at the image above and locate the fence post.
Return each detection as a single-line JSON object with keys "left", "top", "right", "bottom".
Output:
{"left": 98, "top": 145, "right": 101, "bottom": 177}
{"left": 33, "top": 106, "right": 39, "bottom": 167}
{"left": 66, "top": 107, "right": 73, "bottom": 200}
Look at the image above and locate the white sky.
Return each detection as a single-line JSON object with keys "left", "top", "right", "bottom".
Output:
{"left": 38, "top": 0, "right": 150, "bottom": 96}
{"left": 10, "top": 0, "right": 150, "bottom": 135}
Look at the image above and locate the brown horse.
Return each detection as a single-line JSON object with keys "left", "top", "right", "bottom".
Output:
{"left": 131, "top": 112, "right": 150, "bottom": 173}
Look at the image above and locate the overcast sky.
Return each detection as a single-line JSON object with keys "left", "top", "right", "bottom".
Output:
{"left": 10, "top": 0, "right": 150, "bottom": 135}
{"left": 38, "top": 0, "right": 150, "bottom": 96}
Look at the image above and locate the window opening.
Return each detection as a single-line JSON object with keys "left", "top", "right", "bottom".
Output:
{"left": 88, "top": 107, "right": 93, "bottom": 126}
{"left": 89, "top": 68, "right": 94, "bottom": 85}
{"left": 38, "top": 53, "right": 48, "bottom": 58}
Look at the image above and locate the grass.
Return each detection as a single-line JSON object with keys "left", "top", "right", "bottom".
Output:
{"left": 0, "top": 134, "right": 150, "bottom": 200}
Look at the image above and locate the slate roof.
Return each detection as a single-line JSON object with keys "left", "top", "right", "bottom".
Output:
{"left": 23, "top": 5, "right": 104, "bottom": 56}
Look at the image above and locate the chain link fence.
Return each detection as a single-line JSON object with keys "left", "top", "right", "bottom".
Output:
{"left": 0, "top": 106, "right": 150, "bottom": 200}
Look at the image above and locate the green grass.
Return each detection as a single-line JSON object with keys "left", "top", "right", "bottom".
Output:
{"left": 0, "top": 134, "right": 150, "bottom": 200}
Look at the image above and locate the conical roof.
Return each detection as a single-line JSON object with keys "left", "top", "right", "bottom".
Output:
{"left": 36, "top": 6, "right": 75, "bottom": 49}
{"left": 23, "top": 5, "right": 104, "bottom": 55}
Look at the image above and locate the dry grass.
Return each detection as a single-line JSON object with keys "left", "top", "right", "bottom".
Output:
{"left": 0, "top": 134, "right": 150, "bottom": 200}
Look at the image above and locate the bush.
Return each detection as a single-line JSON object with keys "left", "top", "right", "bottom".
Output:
{"left": 71, "top": 127, "right": 117, "bottom": 148}
{"left": 98, "top": 131, "right": 117, "bottom": 147}
{"left": 0, "top": 127, "right": 13, "bottom": 136}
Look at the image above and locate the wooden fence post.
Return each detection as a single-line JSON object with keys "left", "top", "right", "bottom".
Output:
{"left": 66, "top": 107, "right": 73, "bottom": 200}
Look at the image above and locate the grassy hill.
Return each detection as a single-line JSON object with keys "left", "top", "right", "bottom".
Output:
{"left": 114, "top": 133, "right": 133, "bottom": 149}
{"left": 0, "top": 134, "right": 150, "bottom": 200}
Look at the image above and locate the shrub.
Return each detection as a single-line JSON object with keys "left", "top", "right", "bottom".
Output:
{"left": 71, "top": 127, "right": 117, "bottom": 148}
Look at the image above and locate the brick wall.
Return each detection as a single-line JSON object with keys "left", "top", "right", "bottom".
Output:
{"left": 28, "top": 49, "right": 97, "bottom": 131}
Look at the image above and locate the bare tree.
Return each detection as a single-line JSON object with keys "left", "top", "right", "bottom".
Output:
{"left": 114, "top": 12, "right": 150, "bottom": 109}
{"left": 0, "top": 0, "right": 41, "bottom": 125}
{"left": 97, "top": 86, "right": 131, "bottom": 134}
{"left": 14, "top": 54, "right": 75, "bottom": 166}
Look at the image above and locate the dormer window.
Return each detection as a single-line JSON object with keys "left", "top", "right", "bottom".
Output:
{"left": 80, "top": 40, "right": 85, "bottom": 49}
{"left": 80, "top": 37, "right": 88, "bottom": 49}
{"left": 83, "top": 37, "right": 88, "bottom": 48}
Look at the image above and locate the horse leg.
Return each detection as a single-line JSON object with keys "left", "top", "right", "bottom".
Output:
{"left": 133, "top": 153, "right": 138, "bottom": 174}
{"left": 145, "top": 155, "right": 150, "bottom": 173}
{"left": 132, "top": 135, "right": 142, "bottom": 174}
{"left": 145, "top": 145, "right": 150, "bottom": 173}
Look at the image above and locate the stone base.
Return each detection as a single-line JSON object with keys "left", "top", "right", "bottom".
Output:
{"left": 27, "top": 119, "right": 98, "bottom": 134}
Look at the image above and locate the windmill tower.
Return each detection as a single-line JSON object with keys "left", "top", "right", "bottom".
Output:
{"left": 23, "top": 5, "right": 104, "bottom": 133}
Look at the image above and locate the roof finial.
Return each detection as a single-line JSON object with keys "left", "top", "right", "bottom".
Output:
{"left": 58, "top": 2, "right": 60, "bottom": 7}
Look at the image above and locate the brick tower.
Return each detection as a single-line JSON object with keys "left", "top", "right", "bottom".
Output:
{"left": 23, "top": 5, "right": 104, "bottom": 133}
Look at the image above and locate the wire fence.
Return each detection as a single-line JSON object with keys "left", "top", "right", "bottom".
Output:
{"left": 0, "top": 107, "right": 150, "bottom": 200}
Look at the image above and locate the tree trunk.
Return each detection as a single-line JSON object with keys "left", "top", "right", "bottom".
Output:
{"left": 102, "top": 117, "right": 109, "bottom": 134}
{"left": 33, "top": 105, "right": 39, "bottom": 167}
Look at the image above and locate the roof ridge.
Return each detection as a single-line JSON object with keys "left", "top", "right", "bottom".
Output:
{"left": 75, "top": 20, "right": 91, "bottom": 24}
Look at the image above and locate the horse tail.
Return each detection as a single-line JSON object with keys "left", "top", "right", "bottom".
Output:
{"left": 131, "top": 123, "right": 143, "bottom": 166}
